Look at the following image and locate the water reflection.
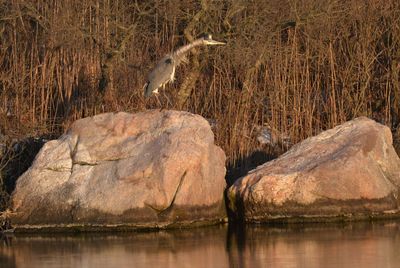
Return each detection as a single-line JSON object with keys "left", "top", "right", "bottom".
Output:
{"left": 1, "top": 221, "right": 400, "bottom": 268}
{"left": 227, "top": 221, "right": 400, "bottom": 268}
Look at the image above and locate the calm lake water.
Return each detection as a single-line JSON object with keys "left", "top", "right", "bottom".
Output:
{"left": 1, "top": 221, "right": 400, "bottom": 268}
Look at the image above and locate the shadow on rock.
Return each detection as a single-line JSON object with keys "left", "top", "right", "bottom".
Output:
{"left": 225, "top": 150, "right": 276, "bottom": 187}
{"left": 0, "top": 137, "right": 47, "bottom": 211}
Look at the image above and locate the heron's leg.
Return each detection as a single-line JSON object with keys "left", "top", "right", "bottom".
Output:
{"left": 161, "top": 81, "right": 173, "bottom": 108}
{"left": 155, "top": 92, "right": 162, "bottom": 108}
{"left": 163, "top": 91, "right": 172, "bottom": 108}
{"left": 155, "top": 83, "right": 168, "bottom": 110}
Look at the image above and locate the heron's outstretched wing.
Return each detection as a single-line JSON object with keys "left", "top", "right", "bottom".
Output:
{"left": 144, "top": 56, "right": 174, "bottom": 97}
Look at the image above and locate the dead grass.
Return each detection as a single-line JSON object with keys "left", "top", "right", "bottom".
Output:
{"left": 0, "top": 0, "right": 400, "bottom": 181}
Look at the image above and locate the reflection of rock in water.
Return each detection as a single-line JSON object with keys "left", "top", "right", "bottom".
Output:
{"left": 0, "top": 233, "right": 16, "bottom": 268}
{"left": 226, "top": 222, "right": 246, "bottom": 268}
{"left": 227, "top": 221, "right": 400, "bottom": 268}
{"left": 1, "top": 222, "right": 400, "bottom": 268}
{"left": 0, "top": 226, "right": 230, "bottom": 268}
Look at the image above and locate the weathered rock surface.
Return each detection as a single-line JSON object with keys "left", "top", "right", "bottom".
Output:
{"left": 10, "top": 110, "right": 227, "bottom": 230}
{"left": 228, "top": 117, "right": 400, "bottom": 222}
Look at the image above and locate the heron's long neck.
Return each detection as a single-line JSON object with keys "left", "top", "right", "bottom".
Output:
{"left": 172, "top": 39, "right": 204, "bottom": 64}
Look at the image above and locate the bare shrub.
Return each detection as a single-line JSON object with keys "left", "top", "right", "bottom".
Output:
{"left": 0, "top": 0, "right": 399, "bottom": 187}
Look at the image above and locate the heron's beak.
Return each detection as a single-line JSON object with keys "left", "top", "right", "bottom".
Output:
{"left": 205, "top": 39, "right": 226, "bottom": 45}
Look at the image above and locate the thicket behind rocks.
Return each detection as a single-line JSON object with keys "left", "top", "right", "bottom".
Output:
{"left": 1, "top": 0, "right": 400, "bottom": 195}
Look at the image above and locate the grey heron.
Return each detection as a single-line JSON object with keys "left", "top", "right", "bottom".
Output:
{"left": 143, "top": 34, "right": 226, "bottom": 98}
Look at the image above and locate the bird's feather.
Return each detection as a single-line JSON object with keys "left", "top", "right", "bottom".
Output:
{"left": 144, "top": 56, "right": 174, "bottom": 97}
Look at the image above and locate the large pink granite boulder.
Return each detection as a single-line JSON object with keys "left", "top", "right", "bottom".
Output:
{"left": 228, "top": 117, "right": 400, "bottom": 222}
{"left": 11, "top": 110, "right": 227, "bottom": 230}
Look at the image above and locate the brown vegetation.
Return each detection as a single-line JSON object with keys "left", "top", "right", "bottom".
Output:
{"left": 0, "top": 0, "right": 400, "bottom": 189}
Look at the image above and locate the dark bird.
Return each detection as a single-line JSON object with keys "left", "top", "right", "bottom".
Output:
{"left": 143, "top": 34, "right": 225, "bottom": 98}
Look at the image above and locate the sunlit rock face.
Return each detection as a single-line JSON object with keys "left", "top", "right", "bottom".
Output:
{"left": 11, "top": 110, "right": 226, "bottom": 230}
{"left": 228, "top": 117, "right": 400, "bottom": 222}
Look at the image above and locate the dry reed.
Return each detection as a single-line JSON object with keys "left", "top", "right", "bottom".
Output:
{"left": 0, "top": 0, "right": 400, "bottom": 186}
